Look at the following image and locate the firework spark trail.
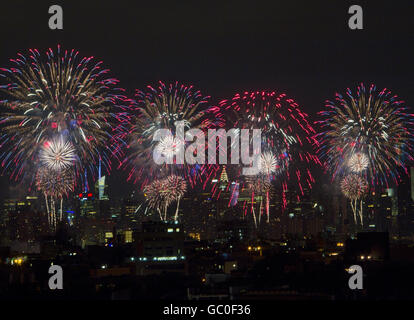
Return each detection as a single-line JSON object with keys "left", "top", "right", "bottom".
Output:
{"left": 340, "top": 174, "right": 369, "bottom": 225}
{"left": 244, "top": 175, "right": 272, "bottom": 227}
{"left": 35, "top": 167, "right": 75, "bottom": 229}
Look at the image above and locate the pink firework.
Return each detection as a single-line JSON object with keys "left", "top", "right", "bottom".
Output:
{"left": 218, "top": 90, "right": 321, "bottom": 224}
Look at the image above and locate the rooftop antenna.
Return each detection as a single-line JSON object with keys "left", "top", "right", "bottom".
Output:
{"left": 84, "top": 169, "right": 88, "bottom": 193}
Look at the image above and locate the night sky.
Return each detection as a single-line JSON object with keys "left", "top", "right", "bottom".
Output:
{"left": 0, "top": 0, "right": 413, "bottom": 198}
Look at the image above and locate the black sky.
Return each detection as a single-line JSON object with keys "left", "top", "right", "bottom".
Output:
{"left": 0, "top": 0, "right": 413, "bottom": 198}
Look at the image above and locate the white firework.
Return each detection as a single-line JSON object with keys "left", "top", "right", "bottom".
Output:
{"left": 155, "top": 135, "right": 183, "bottom": 162}
{"left": 259, "top": 151, "right": 278, "bottom": 175}
{"left": 348, "top": 152, "right": 369, "bottom": 173}
{"left": 40, "top": 137, "right": 76, "bottom": 171}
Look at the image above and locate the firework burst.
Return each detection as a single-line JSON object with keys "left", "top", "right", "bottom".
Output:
{"left": 340, "top": 174, "right": 368, "bottom": 225}
{"left": 39, "top": 137, "right": 77, "bottom": 171}
{"left": 143, "top": 179, "right": 172, "bottom": 221}
{"left": 0, "top": 46, "right": 130, "bottom": 181}
{"left": 36, "top": 167, "right": 75, "bottom": 228}
{"left": 164, "top": 174, "right": 187, "bottom": 200}
{"left": 340, "top": 174, "right": 368, "bottom": 200}
{"left": 154, "top": 135, "right": 184, "bottom": 163}
{"left": 259, "top": 151, "right": 280, "bottom": 175}
{"left": 316, "top": 83, "right": 414, "bottom": 187}
{"left": 245, "top": 176, "right": 272, "bottom": 195}
{"left": 164, "top": 175, "right": 187, "bottom": 221}
{"left": 123, "top": 81, "right": 224, "bottom": 189}
{"left": 143, "top": 175, "right": 187, "bottom": 221}
{"left": 36, "top": 167, "right": 74, "bottom": 198}
{"left": 348, "top": 152, "right": 369, "bottom": 173}
{"left": 143, "top": 179, "right": 166, "bottom": 216}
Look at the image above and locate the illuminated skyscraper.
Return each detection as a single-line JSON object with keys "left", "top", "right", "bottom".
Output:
{"left": 219, "top": 165, "right": 229, "bottom": 188}
{"left": 96, "top": 159, "right": 109, "bottom": 201}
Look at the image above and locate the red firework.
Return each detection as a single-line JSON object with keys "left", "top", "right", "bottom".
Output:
{"left": 217, "top": 90, "right": 321, "bottom": 224}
